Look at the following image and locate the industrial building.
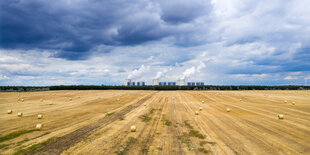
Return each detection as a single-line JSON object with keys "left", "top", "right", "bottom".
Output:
{"left": 124, "top": 79, "right": 132, "bottom": 86}
{"left": 153, "top": 79, "right": 177, "bottom": 86}
{"left": 187, "top": 82, "right": 204, "bottom": 86}
{"left": 137, "top": 81, "right": 145, "bottom": 86}
{"left": 127, "top": 82, "right": 135, "bottom": 86}
{"left": 168, "top": 82, "right": 176, "bottom": 86}
{"left": 196, "top": 82, "right": 204, "bottom": 86}
{"left": 125, "top": 79, "right": 145, "bottom": 86}
{"left": 159, "top": 82, "right": 167, "bottom": 86}
{"left": 125, "top": 79, "right": 203, "bottom": 86}
{"left": 187, "top": 82, "right": 195, "bottom": 86}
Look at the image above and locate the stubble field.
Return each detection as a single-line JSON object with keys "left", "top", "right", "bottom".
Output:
{"left": 0, "top": 90, "right": 309, "bottom": 155}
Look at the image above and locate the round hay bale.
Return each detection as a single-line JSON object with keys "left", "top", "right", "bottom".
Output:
{"left": 226, "top": 108, "right": 230, "bottom": 112}
{"left": 7, "top": 109, "right": 13, "bottom": 114}
{"left": 69, "top": 98, "right": 72, "bottom": 101}
{"left": 38, "top": 114, "right": 43, "bottom": 119}
{"left": 36, "top": 124, "right": 43, "bottom": 130}
{"left": 199, "top": 107, "right": 203, "bottom": 111}
{"left": 17, "top": 112, "right": 23, "bottom": 117}
{"left": 21, "top": 99, "right": 24, "bottom": 102}
{"left": 239, "top": 99, "right": 242, "bottom": 101}
{"left": 131, "top": 125, "right": 136, "bottom": 132}
{"left": 284, "top": 100, "right": 287, "bottom": 103}
{"left": 278, "top": 114, "right": 284, "bottom": 119}
{"left": 292, "top": 101, "right": 295, "bottom": 105}
{"left": 202, "top": 101, "right": 205, "bottom": 103}
{"left": 195, "top": 111, "right": 199, "bottom": 115}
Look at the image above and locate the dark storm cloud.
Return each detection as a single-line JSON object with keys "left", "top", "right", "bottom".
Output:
{"left": 0, "top": 0, "right": 212, "bottom": 60}
{"left": 1, "top": 0, "right": 310, "bottom": 86}
{"left": 158, "top": 0, "right": 210, "bottom": 24}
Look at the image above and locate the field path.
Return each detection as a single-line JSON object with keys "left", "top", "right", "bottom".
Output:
{"left": 0, "top": 90, "right": 309, "bottom": 155}
{"left": 24, "top": 92, "right": 157, "bottom": 154}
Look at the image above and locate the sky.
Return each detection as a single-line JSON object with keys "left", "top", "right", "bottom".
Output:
{"left": 0, "top": 0, "right": 310, "bottom": 86}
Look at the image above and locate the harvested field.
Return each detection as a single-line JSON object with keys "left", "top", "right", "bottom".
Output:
{"left": 0, "top": 90, "right": 309, "bottom": 154}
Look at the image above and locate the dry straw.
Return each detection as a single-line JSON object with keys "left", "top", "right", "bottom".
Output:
{"left": 195, "top": 111, "right": 199, "bottom": 115}
{"left": 17, "top": 112, "right": 23, "bottom": 117}
{"left": 131, "top": 125, "right": 136, "bottom": 132}
{"left": 36, "top": 124, "right": 43, "bottom": 130}
{"left": 7, "top": 109, "right": 13, "bottom": 114}
{"left": 278, "top": 114, "right": 284, "bottom": 119}
{"left": 38, "top": 114, "right": 43, "bottom": 119}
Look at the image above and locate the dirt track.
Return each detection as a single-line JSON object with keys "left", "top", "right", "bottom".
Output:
{"left": 0, "top": 90, "right": 309, "bottom": 154}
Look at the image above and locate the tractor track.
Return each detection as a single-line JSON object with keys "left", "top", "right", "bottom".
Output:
{"left": 25, "top": 92, "right": 157, "bottom": 155}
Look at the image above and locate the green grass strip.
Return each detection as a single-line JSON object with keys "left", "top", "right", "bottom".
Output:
{"left": 0, "top": 130, "right": 35, "bottom": 143}
{"left": 13, "top": 137, "right": 57, "bottom": 155}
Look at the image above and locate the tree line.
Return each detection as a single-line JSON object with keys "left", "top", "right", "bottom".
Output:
{"left": 0, "top": 85, "right": 309, "bottom": 92}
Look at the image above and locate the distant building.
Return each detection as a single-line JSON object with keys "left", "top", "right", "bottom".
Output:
{"left": 124, "top": 79, "right": 132, "bottom": 86}
{"left": 137, "top": 81, "right": 145, "bottom": 86}
{"left": 187, "top": 82, "right": 195, "bottom": 86}
{"left": 127, "top": 82, "right": 135, "bottom": 86}
{"left": 196, "top": 82, "right": 204, "bottom": 86}
{"left": 168, "top": 82, "right": 176, "bottom": 86}
{"left": 159, "top": 82, "right": 167, "bottom": 86}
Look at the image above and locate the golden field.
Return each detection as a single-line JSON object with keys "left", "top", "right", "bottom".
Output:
{"left": 0, "top": 90, "right": 309, "bottom": 155}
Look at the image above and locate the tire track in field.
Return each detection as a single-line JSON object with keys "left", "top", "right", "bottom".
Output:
{"left": 159, "top": 94, "right": 184, "bottom": 155}
{"left": 170, "top": 94, "right": 185, "bottom": 155}
{"left": 139, "top": 95, "right": 166, "bottom": 155}
{"left": 189, "top": 92, "right": 309, "bottom": 154}
{"left": 180, "top": 92, "right": 221, "bottom": 154}
{"left": 174, "top": 92, "right": 198, "bottom": 154}
{"left": 103, "top": 93, "right": 165, "bottom": 155}
{"left": 118, "top": 94, "right": 166, "bottom": 155}
{"left": 193, "top": 93, "right": 285, "bottom": 154}
{"left": 181, "top": 93, "right": 239, "bottom": 155}
{"left": 25, "top": 92, "right": 157, "bottom": 155}
{"left": 73, "top": 95, "right": 161, "bottom": 154}
{"left": 76, "top": 95, "right": 159, "bottom": 154}
{"left": 196, "top": 92, "right": 310, "bottom": 139}
{"left": 201, "top": 93, "right": 310, "bottom": 143}
{"left": 183, "top": 92, "right": 258, "bottom": 154}
{"left": 189, "top": 92, "right": 298, "bottom": 153}
{"left": 184, "top": 93, "right": 233, "bottom": 155}
{"left": 181, "top": 92, "right": 236, "bottom": 155}
{"left": 220, "top": 94, "right": 310, "bottom": 123}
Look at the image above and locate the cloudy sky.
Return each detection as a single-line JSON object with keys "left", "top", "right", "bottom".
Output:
{"left": 0, "top": 0, "right": 310, "bottom": 86}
